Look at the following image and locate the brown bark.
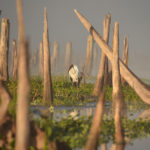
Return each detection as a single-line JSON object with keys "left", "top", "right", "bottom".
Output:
{"left": 85, "top": 35, "right": 94, "bottom": 75}
{"left": 85, "top": 86, "right": 106, "bottom": 150}
{"left": 0, "top": 18, "right": 9, "bottom": 80}
{"left": 43, "top": 8, "right": 53, "bottom": 105}
{"left": 12, "top": 40, "right": 18, "bottom": 80}
{"left": 64, "top": 41, "right": 72, "bottom": 74}
{"left": 15, "top": 0, "right": 30, "bottom": 149}
{"left": 121, "top": 37, "right": 128, "bottom": 85}
{"left": 92, "top": 14, "right": 110, "bottom": 97}
{"left": 74, "top": 9, "right": 150, "bottom": 105}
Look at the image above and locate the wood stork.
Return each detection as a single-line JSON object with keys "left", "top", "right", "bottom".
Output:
{"left": 68, "top": 64, "right": 82, "bottom": 87}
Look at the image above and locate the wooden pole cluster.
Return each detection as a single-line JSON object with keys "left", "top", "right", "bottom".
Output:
{"left": 92, "top": 14, "right": 110, "bottom": 97}
{"left": 0, "top": 18, "right": 9, "bottom": 81}
{"left": 15, "top": 0, "right": 30, "bottom": 149}
{"left": 64, "top": 41, "right": 72, "bottom": 74}
{"left": 43, "top": 8, "right": 53, "bottom": 105}
{"left": 74, "top": 9, "right": 150, "bottom": 105}
{"left": 39, "top": 41, "right": 43, "bottom": 77}
{"left": 51, "top": 40, "right": 59, "bottom": 73}
{"left": 12, "top": 40, "right": 18, "bottom": 80}
{"left": 85, "top": 34, "right": 94, "bottom": 75}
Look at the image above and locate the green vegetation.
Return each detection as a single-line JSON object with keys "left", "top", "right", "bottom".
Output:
{"left": 6, "top": 76, "right": 149, "bottom": 116}
{"left": 34, "top": 116, "right": 150, "bottom": 149}
{"left": 2, "top": 76, "right": 150, "bottom": 149}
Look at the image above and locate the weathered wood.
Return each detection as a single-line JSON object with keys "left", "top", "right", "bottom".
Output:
{"left": 12, "top": 40, "right": 18, "bottom": 80}
{"left": 85, "top": 35, "right": 94, "bottom": 75}
{"left": 74, "top": 9, "right": 150, "bottom": 104}
{"left": 43, "top": 8, "right": 53, "bottom": 105}
{"left": 93, "top": 14, "right": 110, "bottom": 96}
{"left": 112, "top": 23, "right": 124, "bottom": 149}
{"left": 15, "top": 0, "right": 30, "bottom": 149}
{"left": 0, "top": 18, "right": 9, "bottom": 80}
{"left": 64, "top": 41, "right": 72, "bottom": 74}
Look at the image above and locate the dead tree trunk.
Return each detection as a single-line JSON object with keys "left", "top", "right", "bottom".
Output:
{"left": 85, "top": 86, "right": 106, "bottom": 150}
{"left": 85, "top": 35, "right": 94, "bottom": 75}
{"left": 0, "top": 18, "right": 9, "bottom": 81}
{"left": 112, "top": 23, "right": 124, "bottom": 150}
{"left": 121, "top": 36, "right": 128, "bottom": 85}
{"left": 39, "top": 41, "right": 43, "bottom": 77}
{"left": 43, "top": 8, "right": 53, "bottom": 105}
{"left": 92, "top": 14, "right": 110, "bottom": 97}
{"left": 64, "top": 41, "right": 72, "bottom": 74}
{"left": 12, "top": 40, "right": 18, "bottom": 80}
{"left": 74, "top": 9, "right": 150, "bottom": 105}
{"left": 15, "top": 0, "right": 30, "bottom": 149}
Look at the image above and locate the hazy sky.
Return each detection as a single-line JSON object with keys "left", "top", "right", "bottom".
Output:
{"left": 1, "top": 0, "right": 150, "bottom": 79}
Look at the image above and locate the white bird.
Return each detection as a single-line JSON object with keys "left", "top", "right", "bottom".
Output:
{"left": 68, "top": 64, "right": 82, "bottom": 87}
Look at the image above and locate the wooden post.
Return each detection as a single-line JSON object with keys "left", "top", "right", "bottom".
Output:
{"left": 51, "top": 40, "right": 59, "bottom": 73}
{"left": 92, "top": 14, "right": 110, "bottom": 97}
{"left": 121, "top": 36, "right": 128, "bottom": 85}
{"left": 85, "top": 86, "right": 106, "bottom": 150}
{"left": 39, "top": 41, "right": 43, "bottom": 77}
{"left": 74, "top": 9, "right": 150, "bottom": 105}
{"left": 85, "top": 35, "right": 94, "bottom": 75}
{"left": 12, "top": 40, "right": 18, "bottom": 80}
{"left": 0, "top": 18, "right": 9, "bottom": 80}
{"left": 112, "top": 23, "right": 124, "bottom": 150}
{"left": 15, "top": 0, "right": 30, "bottom": 149}
{"left": 43, "top": 8, "right": 53, "bottom": 105}
{"left": 93, "top": 46, "right": 98, "bottom": 75}
{"left": 64, "top": 41, "right": 72, "bottom": 74}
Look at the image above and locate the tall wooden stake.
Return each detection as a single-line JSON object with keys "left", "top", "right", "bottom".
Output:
{"left": 64, "top": 41, "right": 72, "bottom": 74}
{"left": 93, "top": 14, "right": 110, "bottom": 96}
{"left": 12, "top": 40, "right": 18, "bottom": 80}
{"left": 15, "top": 0, "right": 30, "bottom": 149}
{"left": 39, "top": 41, "right": 43, "bottom": 77}
{"left": 43, "top": 8, "right": 53, "bottom": 105}
{"left": 121, "top": 36, "right": 128, "bottom": 85}
{"left": 85, "top": 35, "right": 94, "bottom": 75}
{"left": 112, "top": 22, "right": 124, "bottom": 150}
{"left": 0, "top": 18, "right": 9, "bottom": 80}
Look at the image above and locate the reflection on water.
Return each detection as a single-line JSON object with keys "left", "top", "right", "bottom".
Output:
{"left": 31, "top": 102, "right": 150, "bottom": 150}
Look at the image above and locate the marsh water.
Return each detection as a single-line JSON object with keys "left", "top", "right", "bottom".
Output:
{"left": 31, "top": 99, "right": 150, "bottom": 150}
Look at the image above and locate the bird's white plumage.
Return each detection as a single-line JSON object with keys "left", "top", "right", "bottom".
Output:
{"left": 69, "top": 65, "right": 79, "bottom": 83}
